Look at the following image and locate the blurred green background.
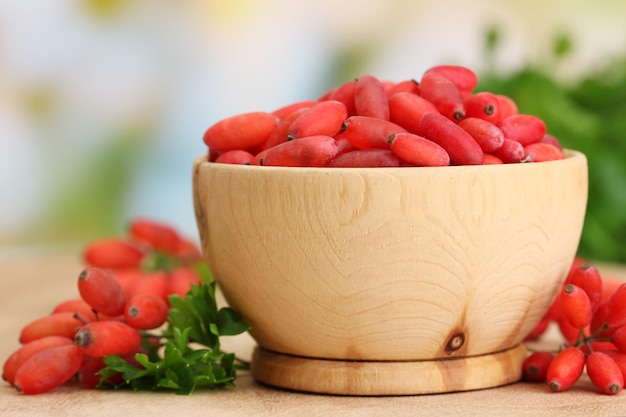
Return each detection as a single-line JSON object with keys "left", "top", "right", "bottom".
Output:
{"left": 1, "top": 0, "right": 626, "bottom": 263}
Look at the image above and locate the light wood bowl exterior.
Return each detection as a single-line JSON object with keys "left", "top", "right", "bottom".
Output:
{"left": 193, "top": 150, "right": 588, "bottom": 394}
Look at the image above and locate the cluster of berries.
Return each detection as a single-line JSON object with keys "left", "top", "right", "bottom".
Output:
{"left": 2, "top": 219, "right": 204, "bottom": 394}
{"left": 523, "top": 259, "right": 626, "bottom": 395}
{"left": 204, "top": 65, "right": 564, "bottom": 168}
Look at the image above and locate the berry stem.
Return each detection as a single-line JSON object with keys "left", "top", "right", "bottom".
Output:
{"left": 574, "top": 329, "right": 587, "bottom": 346}
{"left": 72, "top": 312, "right": 91, "bottom": 325}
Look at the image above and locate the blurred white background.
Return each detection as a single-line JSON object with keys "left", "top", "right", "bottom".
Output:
{"left": 2, "top": 0, "right": 626, "bottom": 249}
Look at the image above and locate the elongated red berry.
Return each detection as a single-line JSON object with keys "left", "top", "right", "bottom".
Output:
{"left": 420, "top": 112, "right": 483, "bottom": 165}
{"left": 590, "top": 301, "right": 613, "bottom": 338}
{"left": 603, "top": 350, "right": 626, "bottom": 380}
{"left": 586, "top": 351, "right": 624, "bottom": 395}
{"left": 523, "top": 351, "right": 554, "bottom": 382}
{"left": 425, "top": 65, "right": 478, "bottom": 93}
{"left": 203, "top": 111, "right": 279, "bottom": 152}
{"left": 287, "top": 100, "right": 347, "bottom": 139}
{"left": 83, "top": 238, "right": 145, "bottom": 269}
{"left": 354, "top": 74, "right": 390, "bottom": 120}
{"left": 261, "top": 135, "right": 339, "bottom": 167}
{"left": 498, "top": 114, "right": 547, "bottom": 146}
{"left": 419, "top": 71, "right": 466, "bottom": 121}
{"left": 124, "top": 293, "right": 169, "bottom": 330}
{"left": 458, "top": 117, "right": 504, "bottom": 153}
{"left": 388, "top": 91, "right": 439, "bottom": 136}
{"left": 604, "top": 283, "right": 626, "bottom": 330}
{"left": 128, "top": 218, "right": 182, "bottom": 254}
{"left": 388, "top": 132, "right": 450, "bottom": 167}
{"left": 335, "top": 116, "right": 406, "bottom": 150}
{"left": 19, "top": 312, "right": 86, "bottom": 344}
{"left": 491, "top": 138, "right": 525, "bottom": 163}
{"left": 546, "top": 347, "right": 585, "bottom": 392}
{"left": 611, "top": 326, "right": 626, "bottom": 353}
{"left": 560, "top": 283, "right": 593, "bottom": 330}
{"left": 326, "top": 149, "right": 401, "bottom": 167}
{"left": 327, "top": 80, "right": 357, "bottom": 116}
{"left": 3, "top": 336, "right": 74, "bottom": 385}
{"left": 78, "top": 267, "right": 127, "bottom": 317}
{"left": 14, "top": 344, "right": 83, "bottom": 395}
{"left": 214, "top": 149, "right": 255, "bottom": 165}
{"left": 464, "top": 91, "right": 502, "bottom": 124}
{"left": 75, "top": 321, "right": 142, "bottom": 357}
{"left": 385, "top": 79, "right": 420, "bottom": 97}
{"left": 565, "top": 262, "right": 603, "bottom": 313}
{"left": 524, "top": 142, "right": 564, "bottom": 162}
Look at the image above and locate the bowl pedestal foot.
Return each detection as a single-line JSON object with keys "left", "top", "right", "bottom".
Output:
{"left": 250, "top": 344, "right": 527, "bottom": 396}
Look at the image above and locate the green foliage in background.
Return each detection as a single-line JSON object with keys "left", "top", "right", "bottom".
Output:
{"left": 18, "top": 119, "right": 152, "bottom": 246}
{"left": 478, "top": 27, "right": 626, "bottom": 263}
{"left": 41, "top": 127, "right": 152, "bottom": 244}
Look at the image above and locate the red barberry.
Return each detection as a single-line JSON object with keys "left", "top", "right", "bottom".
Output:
{"left": 523, "top": 351, "right": 554, "bottom": 382}
{"left": 78, "top": 266, "right": 127, "bottom": 317}
{"left": 560, "top": 284, "right": 593, "bottom": 330}
{"left": 546, "top": 347, "right": 585, "bottom": 392}
{"left": 586, "top": 351, "right": 624, "bottom": 395}
{"left": 74, "top": 321, "right": 142, "bottom": 357}
{"left": 124, "top": 293, "right": 169, "bottom": 330}
{"left": 13, "top": 344, "right": 83, "bottom": 395}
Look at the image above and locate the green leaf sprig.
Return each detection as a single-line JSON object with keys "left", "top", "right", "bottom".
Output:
{"left": 97, "top": 264, "right": 250, "bottom": 395}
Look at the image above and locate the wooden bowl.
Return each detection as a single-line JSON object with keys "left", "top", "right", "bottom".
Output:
{"left": 192, "top": 150, "right": 588, "bottom": 395}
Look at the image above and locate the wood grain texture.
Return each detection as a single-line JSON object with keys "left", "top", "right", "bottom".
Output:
{"left": 193, "top": 150, "right": 587, "bottom": 393}
{"left": 251, "top": 344, "right": 527, "bottom": 395}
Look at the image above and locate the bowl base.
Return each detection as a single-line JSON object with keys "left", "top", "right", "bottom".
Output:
{"left": 251, "top": 344, "right": 526, "bottom": 395}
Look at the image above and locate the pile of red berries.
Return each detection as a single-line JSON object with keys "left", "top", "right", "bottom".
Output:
{"left": 2, "top": 219, "right": 204, "bottom": 395}
{"left": 82, "top": 218, "right": 202, "bottom": 301}
{"left": 523, "top": 259, "right": 626, "bottom": 395}
{"left": 204, "top": 65, "right": 565, "bottom": 167}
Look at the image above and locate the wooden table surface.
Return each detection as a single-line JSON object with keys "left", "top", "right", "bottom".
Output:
{"left": 2, "top": 247, "right": 626, "bottom": 417}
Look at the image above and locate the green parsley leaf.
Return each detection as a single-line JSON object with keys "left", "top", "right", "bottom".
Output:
{"left": 97, "top": 274, "right": 250, "bottom": 394}
{"left": 217, "top": 307, "right": 250, "bottom": 336}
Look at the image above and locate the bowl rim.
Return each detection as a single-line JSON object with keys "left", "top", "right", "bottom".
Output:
{"left": 194, "top": 148, "right": 586, "bottom": 174}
